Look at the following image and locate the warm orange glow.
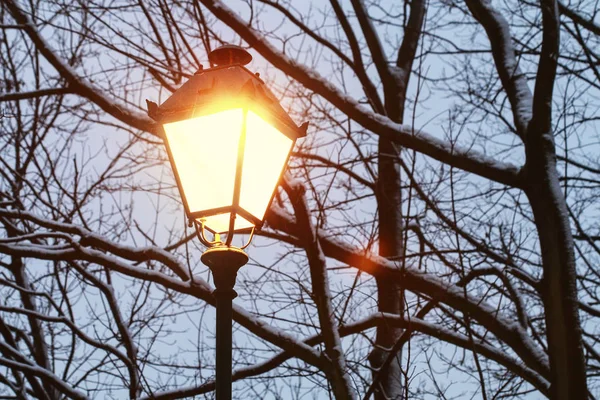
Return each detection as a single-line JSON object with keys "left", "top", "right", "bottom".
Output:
{"left": 240, "top": 111, "right": 293, "bottom": 220}
{"left": 164, "top": 108, "right": 243, "bottom": 217}
{"left": 163, "top": 108, "right": 293, "bottom": 234}
{"left": 201, "top": 213, "right": 253, "bottom": 234}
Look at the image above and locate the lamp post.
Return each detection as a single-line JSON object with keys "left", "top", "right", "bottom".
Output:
{"left": 147, "top": 45, "right": 307, "bottom": 400}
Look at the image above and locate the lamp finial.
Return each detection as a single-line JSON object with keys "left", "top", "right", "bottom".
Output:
{"left": 208, "top": 45, "right": 252, "bottom": 66}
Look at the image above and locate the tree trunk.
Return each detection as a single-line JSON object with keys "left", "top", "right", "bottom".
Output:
{"left": 370, "top": 136, "right": 405, "bottom": 399}
{"left": 524, "top": 131, "right": 588, "bottom": 399}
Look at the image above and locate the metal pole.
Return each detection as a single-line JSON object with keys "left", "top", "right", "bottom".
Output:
{"left": 201, "top": 246, "right": 248, "bottom": 400}
{"left": 214, "top": 287, "right": 235, "bottom": 400}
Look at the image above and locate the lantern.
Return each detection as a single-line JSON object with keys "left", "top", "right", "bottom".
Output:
{"left": 147, "top": 46, "right": 307, "bottom": 248}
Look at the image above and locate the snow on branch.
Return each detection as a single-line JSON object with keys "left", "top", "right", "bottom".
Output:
{"left": 0, "top": 303, "right": 133, "bottom": 373}
{"left": 266, "top": 206, "right": 550, "bottom": 379}
{"left": 0, "top": 220, "right": 327, "bottom": 374}
{"left": 3, "top": 0, "right": 156, "bottom": 135}
{"left": 465, "top": 0, "right": 533, "bottom": 138}
{"left": 199, "top": 0, "right": 523, "bottom": 188}
{"left": 0, "top": 346, "right": 88, "bottom": 400}
{"left": 0, "top": 208, "right": 191, "bottom": 281}
{"left": 0, "top": 88, "right": 71, "bottom": 102}
{"left": 346, "top": 313, "right": 550, "bottom": 395}
{"left": 282, "top": 177, "right": 355, "bottom": 399}
{"left": 142, "top": 310, "right": 550, "bottom": 399}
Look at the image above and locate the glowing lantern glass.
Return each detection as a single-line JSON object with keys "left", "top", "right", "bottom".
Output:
{"left": 147, "top": 46, "right": 307, "bottom": 242}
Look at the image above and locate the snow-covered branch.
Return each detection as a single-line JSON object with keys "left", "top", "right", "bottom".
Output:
{"left": 0, "top": 226, "right": 327, "bottom": 373}
{"left": 266, "top": 207, "right": 550, "bottom": 379}
{"left": 0, "top": 88, "right": 71, "bottom": 102}
{"left": 198, "top": 0, "right": 523, "bottom": 188}
{"left": 283, "top": 178, "right": 355, "bottom": 399}
{"left": 465, "top": 0, "right": 533, "bottom": 138}
{"left": 0, "top": 342, "right": 88, "bottom": 400}
{"left": 2, "top": 0, "right": 156, "bottom": 135}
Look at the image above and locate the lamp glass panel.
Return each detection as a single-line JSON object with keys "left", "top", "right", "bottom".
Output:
{"left": 200, "top": 213, "right": 253, "bottom": 234}
{"left": 240, "top": 111, "right": 293, "bottom": 221}
{"left": 163, "top": 108, "right": 243, "bottom": 218}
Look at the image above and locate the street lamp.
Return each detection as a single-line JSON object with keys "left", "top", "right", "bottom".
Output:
{"left": 146, "top": 45, "right": 307, "bottom": 399}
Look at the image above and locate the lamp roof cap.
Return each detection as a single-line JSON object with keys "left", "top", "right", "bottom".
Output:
{"left": 208, "top": 45, "right": 252, "bottom": 66}
{"left": 146, "top": 46, "right": 308, "bottom": 139}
